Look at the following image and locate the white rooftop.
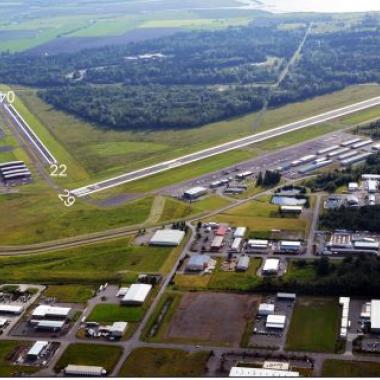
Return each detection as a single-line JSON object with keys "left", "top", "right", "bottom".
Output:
{"left": 234, "top": 227, "right": 247, "bottom": 238}
{"left": 263, "top": 258, "right": 280, "bottom": 272}
{"left": 0, "top": 305, "right": 24, "bottom": 314}
{"left": 229, "top": 367, "right": 299, "bottom": 377}
{"left": 248, "top": 239, "right": 269, "bottom": 246}
{"left": 150, "top": 229, "right": 185, "bottom": 246}
{"left": 371, "top": 300, "right": 380, "bottom": 330}
{"left": 184, "top": 186, "right": 207, "bottom": 196}
{"left": 36, "top": 320, "right": 65, "bottom": 329}
{"left": 32, "top": 305, "right": 71, "bottom": 318}
{"left": 27, "top": 341, "right": 48, "bottom": 357}
{"left": 65, "top": 365, "right": 106, "bottom": 376}
{"left": 280, "top": 241, "right": 301, "bottom": 246}
{"left": 122, "top": 284, "right": 152, "bottom": 304}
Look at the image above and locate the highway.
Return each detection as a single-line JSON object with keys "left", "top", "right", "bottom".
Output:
{"left": 71, "top": 96, "right": 380, "bottom": 197}
{"left": 2, "top": 103, "right": 57, "bottom": 165}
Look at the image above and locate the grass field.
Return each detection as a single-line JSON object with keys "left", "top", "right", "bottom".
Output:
{"left": 321, "top": 359, "right": 380, "bottom": 377}
{"left": 54, "top": 343, "right": 122, "bottom": 374}
{"left": 174, "top": 258, "right": 262, "bottom": 291}
{"left": 283, "top": 261, "right": 318, "bottom": 283}
{"left": 88, "top": 304, "right": 144, "bottom": 323}
{"left": 44, "top": 285, "right": 95, "bottom": 303}
{"left": 0, "top": 238, "right": 172, "bottom": 284}
{"left": 286, "top": 297, "right": 340, "bottom": 353}
{"left": 118, "top": 348, "right": 210, "bottom": 377}
{"left": 0, "top": 341, "right": 37, "bottom": 377}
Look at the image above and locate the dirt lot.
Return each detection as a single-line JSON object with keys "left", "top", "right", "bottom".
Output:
{"left": 167, "top": 292, "right": 259, "bottom": 347}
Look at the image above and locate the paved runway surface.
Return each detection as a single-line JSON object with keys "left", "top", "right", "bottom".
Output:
{"left": 71, "top": 96, "right": 380, "bottom": 197}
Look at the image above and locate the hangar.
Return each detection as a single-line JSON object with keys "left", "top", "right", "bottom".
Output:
{"left": 121, "top": 284, "right": 152, "bottom": 305}
{"left": 149, "top": 229, "right": 185, "bottom": 246}
{"left": 266, "top": 314, "right": 286, "bottom": 330}
{"left": 0, "top": 305, "right": 24, "bottom": 315}
{"left": 229, "top": 367, "right": 299, "bottom": 377}
{"left": 27, "top": 341, "right": 48, "bottom": 360}
{"left": 64, "top": 365, "right": 107, "bottom": 377}
{"left": 262, "top": 258, "right": 280, "bottom": 275}
{"left": 183, "top": 186, "right": 207, "bottom": 200}
{"left": 32, "top": 305, "right": 71, "bottom": 319}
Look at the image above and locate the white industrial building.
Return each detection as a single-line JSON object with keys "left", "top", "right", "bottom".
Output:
{"left": 64, "top": 365, "right": 107, "bottom": 377}
{"left": 233, "top": 227, "right": 247, "bottom": 238}
{"left": 149, "top": 229, "right": 185, "bottom": 246}
{"left": 266, "top": 314, "right": 286, "bottom": 329}
{"left": 34, "top": 320, "right": 65, "bottom": 331}
{"left": 348, "top": 182, "right": 359, "bottom": 192}
{"left": 230, "top": 238, "right": 243, "bottom": 253}
{"left": 116, "top": 287, "right": 129, "bottom": 297}
{"left": 229, "top": 367, "right": 299, "bottom": 377}
{"left": 366, "top": 180, "right": 378, "bottom": 194}
{"left": 236, "top": 256, "right": 250, "bottom": 272}
{"left": 258, "top": 303, "right": 275, "bottom": 316}
{"left": 280, "top": 205, "right": 303, "bottom": 214}
{"left": 371, "top": 300, "right": 380, "bottom": 333}
{"left": 32, "top": 305, "right": 71, "bottom": 319}
{"left": 339, "top": 297, "right": 350, "bottom": 338}
{"left": 279, "top": 241, "right": 301, "bottom": 253}
{"left": 211, "top": 236, "right": 224, "bottom": 251}
{"left": 121, "top": 284, "right": 152, "bottom": 305}
{"left": 27, "top": 341, "right": 48, "bottom": 360}
{"left": 277, "top": 293, "right": 296, "bottom": 301}
{"left": 110, "top": 322, "right": 128, "bottom": 338}
{"left": 0, "top": 305, "right": 24, "bottom": 315}
{"left": 183, "top": 186, "right": 207, "bottom": 200}
{"left": 262, "top": 258, "right": 280, "bottom": 275}
{"left": 247, "top": 239, "right": 269, "bottom": 251}
{"left": 186, "top": 255, "right": 210, "bottom": 271}
{"left": 0, "top": 318, "right": 7, "bottom": 328}
{"left": 363, "top": 174, "right": 380, "bottom": 181}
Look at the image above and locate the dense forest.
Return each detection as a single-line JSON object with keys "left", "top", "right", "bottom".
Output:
{"left": 0, "top": 15, "right": 379, "bottom": 130}
{"left": 358, "top": 119, "right": 380, "bottom": 138}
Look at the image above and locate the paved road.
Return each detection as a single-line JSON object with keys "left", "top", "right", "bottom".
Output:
{"left": 71, "top": 96, "right": 380, "bottom": 197}
{"left": 306, "top": 194, "right": 322, "bottom": 256}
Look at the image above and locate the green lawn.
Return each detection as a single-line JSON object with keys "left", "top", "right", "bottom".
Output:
{"left": 88, "top": 303, "right": 144, "bottom": 323}
{"left": 44, "top": 285, "right": 95, "bottom": 303}
{"left": 225, "top": 198, "right": 280, "bottom": 218}
{"left": 0, "top": 341, "right": 37, "bottom": 376}
{"left": 119, "top": 348, "right": 210, "bottom": 377}
{"left": 0, "top": 238, "right": 172, "bottom": 284}
{"left": 54, "top": 344, "right": 123, "bottom": 374}
{"left": 283, "top": 260, "right": 318, "bottom": 283}
{"left": 286, "top": 297, "right": 340, "bottom": 353}
{"left": 322, "top": 359, "right": 380, "bottom": 377}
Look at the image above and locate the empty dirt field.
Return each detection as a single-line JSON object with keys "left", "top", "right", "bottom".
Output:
{"left": 166, "top": 292, "right": 259, "bottom": 347}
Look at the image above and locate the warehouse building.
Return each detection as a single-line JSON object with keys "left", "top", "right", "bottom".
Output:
{"left": 64, "top": 365, "right": 107, "bottom": 377}
{"left": 149, "top": 229, "right": 185, "bottom": 246}
{"left": 371, "top": 300, "right": 380, "bottom": 333}
{"left": 210, "top": 236, "right": 224, "bottom": 251}
{"left": 339, "top": 297, "right": 350, "bottom": 339}
{"left": 279, "top": 241, "right": 302, "bottom": 254}
{"left": 34, "top": 320, "right": 65, "bottom": 331}
{"left": 266, "top": 314, "right": 286, "bottom": 330}
{"left": 229, "top": 367, "right": 299, "bottom": 377}
{"left": 341, "top": 152, "right": 373, "bottom": 166}
{"left": 186, "top": 255, "right": 210, "bottom": 271}
{"left": 341, "top": 138, "right": 362, "bottom": 147}
{"left": 366, "top": 180, "right": 378, "bottom": 194}
{"left": 0, "top": 305, "right": 24, "bottom": 315}
{"left": 236, "top": 256, "right": 250, "bottom": 272}
{"left": 183, "top": 186, "right": 207, "bottom": 200}
{"left": 0, "top": 160, "right": 31, "bottom": 184}
{"left": 230, "top": 238, "right": 243, "bottom": 253}
{"left": 233, "top": 227, "right": 247, "bottom": 238}
{"left": 280, "top": 205, "right": 303, "bottom": 214}
{"left": 247, "top": 239, "right": 269, "bottom": 252}
{"left": 32, "top": 305, "right": 71, "bottom": 319}
{"left": 262, "top": 258, "right": 280, "bottom": 275}
{"left": 352, "top": 139, "right": 373, "bottom": 149}
{"left": 317, "top": 145, "right": 340, "bottom": 155}
{"left": 121, "top": 284, "right": 152, "bottom": 305}
{"left": 216, "top": 225, "right": 228, "bottom": 236}
{"left": 348, "top": 182, "right": 359, "bottom": 192}
{"left": 258, "top": 303, "right": 275, "bottom": 316}
{"left": 277, "top": 292, "right": 296, "bottom": 301}
{"left": 26, "top": 341, "right": 48, "bottom": 360}
{"left": 110, "top": 322, "right": 128, "bottom": 338}
{"left": 363, "top": 174, "right": 380, "bottom": 181}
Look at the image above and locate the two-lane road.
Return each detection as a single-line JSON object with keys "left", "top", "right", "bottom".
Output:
{"left": 72, "top": 96, "right": 380, "bottom": 197}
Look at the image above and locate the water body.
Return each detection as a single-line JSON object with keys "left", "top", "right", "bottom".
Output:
{"left": 243, "top": 0, "right": 380, "bottom": 13}
{"left": 272, "top": 195, "right": 306, "bottom": 206}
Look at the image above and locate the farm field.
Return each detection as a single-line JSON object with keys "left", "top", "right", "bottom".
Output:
{"left": 54, "top": 344, "right": 123, "bottom": 374}
{"left": 43, "top": 285, "right": 96, "bottom": 303}
{"left": 118, "top": 348, "right": 210, "bottom": 377}
{"left": 0, "top": 238, "right": 172, "bottom": 284}
{"left": 0, "top": 341, "right": 37, "bottom": 377}
{"left": 286, "top": 297, "right": 340, "bottom": 353}
{"left": 163, "top": 292, "right": 259, "bottom": 347}
{"left": 321, "top": 359, "right": 380, "bottom": 377}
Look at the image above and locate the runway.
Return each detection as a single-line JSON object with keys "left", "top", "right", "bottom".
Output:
{"left": 71, "top": 96, "right": 380, "bottom": 197}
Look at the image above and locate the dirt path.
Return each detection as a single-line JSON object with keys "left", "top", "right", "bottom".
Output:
{"left": 145, "top": 195, "right": 166, "bottom": 225}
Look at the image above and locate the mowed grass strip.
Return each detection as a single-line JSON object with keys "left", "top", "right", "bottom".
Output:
{"left": 286, "top": 297, "right": 340, "bottom": 353}
{"left": 119, "top": 348, "right": 210, "bottom": 377}
{"left": 88, "top": 304, "right": 144, "bottom": 323}
{"left": 44, "top": 285, "right": 95, "bottom": 303}
{"left": 0, "top": 238, "right": 172, "bottom": 284}
{"left": 54, "top": 343, "right": 122, "bottom": 374}
{"left": 322, "top": 359, "right": 380, "bottom": 377}
{"left": 0, "top": 341, "right": 38, "bottom": 376}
